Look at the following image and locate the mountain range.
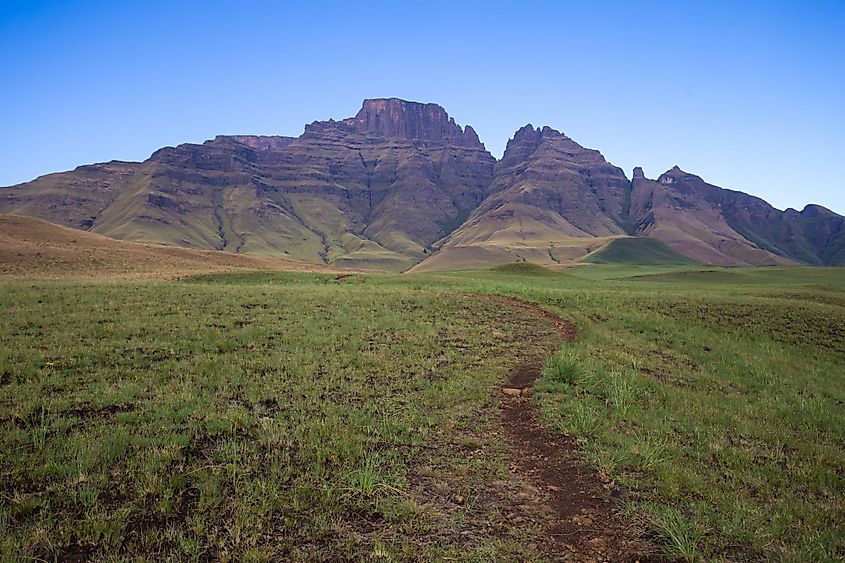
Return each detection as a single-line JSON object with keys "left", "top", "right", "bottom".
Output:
{"left": 2, "top": 98, "right": 843, "bottom": 271}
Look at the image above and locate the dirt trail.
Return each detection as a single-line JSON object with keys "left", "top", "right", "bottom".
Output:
{"left": 481, "top": 294, "right": 649, "bottom": 562}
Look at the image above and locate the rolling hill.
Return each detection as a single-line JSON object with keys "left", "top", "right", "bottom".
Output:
{"left": 583, "top": 237, "right": 699, "bottom": 266}
{"left": 0, "top": 214, "right": 339, "bottom": 279}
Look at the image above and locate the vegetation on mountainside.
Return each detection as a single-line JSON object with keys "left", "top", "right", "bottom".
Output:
{"left": 583, "top": 237, "right": 700, "bottom": 266}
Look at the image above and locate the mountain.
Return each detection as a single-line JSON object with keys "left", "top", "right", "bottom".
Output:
{"left": 0, "top": 99, "right": 494, "bottom": 271}
{"left": 1, "top": 98, "right": 843, "bottom": 270}
{"left": 627, "top": 166, "right": 792, "bottom": 266}
{"left": 628, "top": 166, "right": 845, "bottom": 267}
{"left": 411, "top": 125, "right": 631, "bottom": 271}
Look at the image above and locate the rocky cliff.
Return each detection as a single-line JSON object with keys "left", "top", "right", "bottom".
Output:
{"left": 626, "top": 166, "right": 845, "bottom": 266}
{"left": 1, "top": 98, "right": 842, "bottom": 270}
{"left": 413, "top": 125, "right": 632, "bottom": 271}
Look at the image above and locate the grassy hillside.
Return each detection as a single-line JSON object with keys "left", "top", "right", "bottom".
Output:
{"left": 0, "top": 214, "right": 341, "bottom": 280}
{"left": 583, "top": 237, "right": 701, "bottom": 266}
{"left": 1, "top": 263, "right": 843, "bottom": 560}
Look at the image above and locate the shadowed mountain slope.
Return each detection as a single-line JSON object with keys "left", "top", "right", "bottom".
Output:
{"left": 629, "top": 166, "right": 845, "bottom": 266}
{"left": 584, "top": 237, "right": 699, "bottom": 266}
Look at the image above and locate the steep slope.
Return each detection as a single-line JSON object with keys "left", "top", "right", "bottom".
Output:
{"left": 260, "top": 100, "right": 495, "bottom": 269}
{"left": 0, "top": 161, "right": 143, "bottom": 230}
{"left": 0, "top": 99, "right": 494, "bottom": 271}
{"left": 630, "top": 166, "right": 845, "bottom": 266}
{"left": 0, "top": 214, "right": 337, "bottom": 280}
{"left": 792, "top": 205, "right": 845, "bottom": 265}
{"left": 628, "top": 167, "right": 791, "bottom": 266}
{"left": 412, "top": 125, "right": 631, "bottom": 271}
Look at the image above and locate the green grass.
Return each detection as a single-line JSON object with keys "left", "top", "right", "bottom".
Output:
{"left": 1, "top": 264, "right": 844, "bottom": 560}
{"left": 584, "top": 237, "right": 701, "bottom": 265}
{"left": 398, "top": 265, "right": 845, "bottom": 560}
{"left": 490, "top": 262, "right": 560, "bottom": 276}
{"left": 0, "top": 278, "right": 557, "bottom": 560}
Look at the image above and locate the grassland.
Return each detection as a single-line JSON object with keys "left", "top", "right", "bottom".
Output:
{"left": 1, "top": 263, "right": 843, "bottom": 560}
{"left": 583, "top": 237, "right": 699, "bottom": 266}
{"left": 0, "top": 214, "right": 341, "bottom": 280}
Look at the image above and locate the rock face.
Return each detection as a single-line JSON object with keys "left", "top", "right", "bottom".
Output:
{"left": 0, "top": 99, "right": 495, "bottom": 270}
{"left": 272, "top": 99, "right": 495, "bottom": 269}
{"left": 414, "top": 125, "right": 632, "bottom": 271}
{"left": 341, "top": 98, "right": 481, "bottom": 146}
{"left": 628, "top": 167, "right": 792, "bottom": 266}
{"left": 1, "top": 98, "right": 843, "bottom": 270}
{"left": 225, "top": 135, "right": 295, "bottom": 151}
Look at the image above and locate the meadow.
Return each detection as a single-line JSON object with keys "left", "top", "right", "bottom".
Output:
{"left": 1, "top": 264, "right": 843, "bottom": 561}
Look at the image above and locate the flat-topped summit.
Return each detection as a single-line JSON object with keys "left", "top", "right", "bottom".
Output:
{"left": 340, "top": 98, "right": 482, "bottom": 146}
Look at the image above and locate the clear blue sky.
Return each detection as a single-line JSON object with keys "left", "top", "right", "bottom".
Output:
{"left": 1, "top": 1, "right": 843, "bottom": 213}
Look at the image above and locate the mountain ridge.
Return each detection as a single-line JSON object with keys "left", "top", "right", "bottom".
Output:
{"left": 2, "top": 98, "right": 843, "bottom": 270}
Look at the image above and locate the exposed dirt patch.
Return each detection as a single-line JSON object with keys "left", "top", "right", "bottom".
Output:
{"left": 42, "top": 537, "right": 95, "bottom": 563}
{"left": 62, "top": 403, "right": 135, "bottom": 419}
{"left": 334, "top": 273, "right": 365, "bottom": 283}
{"left": 477, "top": 294, "right": 651, "bottom": 561}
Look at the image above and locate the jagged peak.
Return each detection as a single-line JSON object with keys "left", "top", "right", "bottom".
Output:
{"left": 512, "top": 124, "right": 540, "bottom": 141}
{"left": 463, "top": 124, "right": 481, "bottom": 145}
{"left": 658, "top": 165, "right": 695, "bottom": 185}
{"left": 501, "top": 123, "right": 610, "bottom": 169}
{"left": 511, "top": 124, "right": 570, "bottom": 142}
{"left": 632, "top": 166, "right": 646, "bottom": 179}
{"left": 540, "top": 125, "right": 568, "bottom": 138}
{"left": 500, "top": 125, "right": 544, "bottom": 164}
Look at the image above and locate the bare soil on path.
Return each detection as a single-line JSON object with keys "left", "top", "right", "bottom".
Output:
{"left": 482, "top": 294, "right": 651, "bottom": 562}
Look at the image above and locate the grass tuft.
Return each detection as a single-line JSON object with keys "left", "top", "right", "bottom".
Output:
{"left": 648, "top": 506, "right": 705, "bottom": 562}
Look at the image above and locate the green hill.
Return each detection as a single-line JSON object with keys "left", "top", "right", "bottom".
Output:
{"left": 584, "top": 237, "right": 700, "bottom": 265}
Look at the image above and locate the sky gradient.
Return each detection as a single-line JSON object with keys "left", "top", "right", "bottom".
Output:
{"left": 1, "top": 1, "right": 843, "bottom": 213}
